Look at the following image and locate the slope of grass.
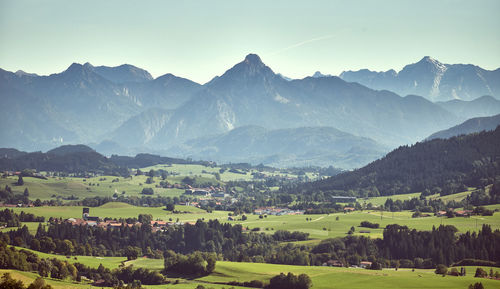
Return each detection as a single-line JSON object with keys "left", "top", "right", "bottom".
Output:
{"left": 10, "top": 205, "right": 500, "bottom": 240}
{"left": 11, "top": 204, "right": 226, "bottom": 224}
{"left": 127, "top": 259, "right": 500, "bottom": 289}
{"left": 10, "top": 246, "right": 126, "bottom": 269}
{"left": 232, "top": 210, "right": 500, "bottom": 239}
{"left": 0, "top": 269, "right": 89, "bottom": 289}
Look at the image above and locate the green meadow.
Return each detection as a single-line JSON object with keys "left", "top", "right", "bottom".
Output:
{"left": 8, "top": 202, "right": 500, "bottom": 241}
{"left": 232, "top": 209, "right": 500, "bottom": 239}
{"left": 10, "top": 246, "right": 126, "bottom": 269}
{"left": 125, "top": 258, "right": 500, "bottom": 289}
{"left": 10, "top": 202, "right": 230, "bottom": 223}
{"left": 0, "top": 175, "right": 185, "bottom": 201}
{"left": 4, "top": 250, "right": 499, "bottom": 289}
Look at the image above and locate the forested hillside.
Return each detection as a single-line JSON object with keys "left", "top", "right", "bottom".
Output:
{"left": 288, "top": 126, "right": 500, "bottom": 197}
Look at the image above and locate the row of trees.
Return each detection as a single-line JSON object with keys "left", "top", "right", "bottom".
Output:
{"left": 3, "top": 216, "right": 499, "bottom": 268}
{"left": 163, "top": 250, "right": 216, "bottom": 276}
{"left": 0, "top": 209, "right": 45, "bottom": 227}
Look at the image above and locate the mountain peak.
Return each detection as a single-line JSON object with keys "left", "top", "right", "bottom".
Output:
{"left": 15, "top": 70, "right": 38, "bottom": 77}
{"left": 312, "top": 71, "right": 332, "bottom": 78}
{"left": 417, "top": 56, "right": 445, "bottom": 68}
{"left": 66, "top": 62, "right": 83, "bottom": 71}
{"left": 211, "top": 53, "right": 276, "bottom": 85}
{"left": 244, "top": 54, "right": 263, "bottom": 66}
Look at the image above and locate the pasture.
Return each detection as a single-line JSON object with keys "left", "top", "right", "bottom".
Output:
{"left": 125, "top": 258, "right": 500, "bottom": 289}
{"left": 231, "top": 209, "right": 500, "bottom": 239}
{"left": 8, "top": 202, "right": 500, "bottom": 241}
{"left": 10, "top": 202, "right": 229, "bottom": 223}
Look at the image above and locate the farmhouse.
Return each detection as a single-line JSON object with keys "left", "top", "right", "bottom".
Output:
{"left": 455, "top": 210, "right": 473, "bottom": 217}
{"left": 343, "top": 207, "right": 355, "bottom": 213}
{"left": 323, "top": 259, "right": 343, "bottom": 267}
{"left": 360, "top": 261, "right": 372, "bottom": 269}
{"left": 436, "top": 211, "right": 447, "bottom": 217}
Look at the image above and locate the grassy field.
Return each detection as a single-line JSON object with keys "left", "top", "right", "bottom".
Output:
{"left": 124, "top": 258, "right": 500, "bottom": 289}
{"left": 9, "top": 202, "right": 500, "bottom": 240}
{"left": 362, "top": 192, "right": 422, "bottom": 207}
{"left": 0, "top": 269, "right": 248, "bottom": 289}
{"left": 0, "top": 221, "right": 42, "bottom": 234}
{"left": 3, "top": 251, "right": 499, "bottom": 289}
{"left": 0, "top": 269, "right": 89, "bottom": 289}
{"left": 10, "top": 202, "right": 231, "bottom": 223}
{"left": 362, "top": 188, "right": 477, "bottom": 207}
{"left": 0, "top": 175, "right": 185, "bottom": 201}
{"left": 232, "top": 209, "right": 500, "bottom": 239}
{"left": 10, "top": 246, "right": 126, "bottom": 269}
{"left": 0, "top": 163, "right": 309, "bottom": 202}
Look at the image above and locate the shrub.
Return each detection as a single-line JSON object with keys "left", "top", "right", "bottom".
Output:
{"left": 435, "top": 264, "right": 448, "bottom": 275}
{"left": 468, "top": 282, "right": 484, "bottom": 289}
{"left": 474, "top": 268, "right": 488, "bottom": 278}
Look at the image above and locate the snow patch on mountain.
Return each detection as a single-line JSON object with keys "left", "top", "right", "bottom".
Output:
{"left": 274, "top": 93, "right": 290, "bottom": 104}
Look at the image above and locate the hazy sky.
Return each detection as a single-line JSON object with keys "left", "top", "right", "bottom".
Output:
{"left": 1, "top": 0, "right": 499, "bottom": 83}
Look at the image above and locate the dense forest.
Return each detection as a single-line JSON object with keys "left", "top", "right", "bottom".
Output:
{"left": 284, "top": 126, "right": 500, "bottom": 197}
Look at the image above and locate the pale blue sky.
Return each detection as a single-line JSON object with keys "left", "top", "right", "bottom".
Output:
{"left": 1, "top": 0, "right": 499, "bottom": 83}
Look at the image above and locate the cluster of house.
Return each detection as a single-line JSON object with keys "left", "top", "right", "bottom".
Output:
{"left": 253, "top": 207, "right": 305, "bottom": 216}
{"left": 436, "top": 209, "right": 473, "bottom": 217}
{"left": 184, "top": 185, "right": 229, "bottom": 197}
{"left": 322, "top": 260, "right": 372, "bottom": 269}
{"left": 65, "top": 208, "right": 195, "bottom": 232}
{"left": 2, "top": 171, "right": 47, "bottom": 179}
{"left": 343, "top": 207, "right": 356, "bottom": 213}
{"left": 182, "top": 186, "right": 237, "bottom": 208}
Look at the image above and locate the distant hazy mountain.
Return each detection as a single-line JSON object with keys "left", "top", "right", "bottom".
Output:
{"left": 126, "top": 73, "right": 202, "bottom": 109}
{"left": 340, "top": 56, "right": 500, "bottom": 102}
{"left": 427, "top": 114, "right": 500, "bottom": 140}
{"left": 436, "top": 95, "right": 500, "bottom": 120}
{"left": 0, "top": 63, "right": 200, "bottom": 151}
{"left": 277, "top": 73, "right": 293, "bottom": 81}
{"left": 1, "top": 54, "right": 482, "bottom": 168}
{"left": 86, "top": 63, "right": 153, "bottom": 83}
{"left": 110, "top": 108, "right": 174, "bottom": 148}
{"left": 169, "top": 126, "right": 388, "bottom": 169}
{"left": 142, "top": 54, "right": 458, "bottom": 150}
{"left": 311, "top": 71, "right": 332, "bottom": 78}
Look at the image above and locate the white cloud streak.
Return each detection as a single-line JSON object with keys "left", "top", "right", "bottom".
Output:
{"left": 268, "top": 34, "right": 336, "bottom": 56}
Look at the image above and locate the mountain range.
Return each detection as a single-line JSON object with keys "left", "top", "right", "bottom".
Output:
{"left": 1, "top": 54, "right": 499, "bottom": 168}
{"left": 340, "top": 56, "right": 500, "bottom": 102}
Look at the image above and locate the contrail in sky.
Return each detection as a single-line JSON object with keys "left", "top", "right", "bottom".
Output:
{"left": 268, "top": 34, "right": 336, "bottom": 56}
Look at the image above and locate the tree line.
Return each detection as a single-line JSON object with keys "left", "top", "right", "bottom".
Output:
{"left": 1, "top": 215, "right": 499, "bottom": 269}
